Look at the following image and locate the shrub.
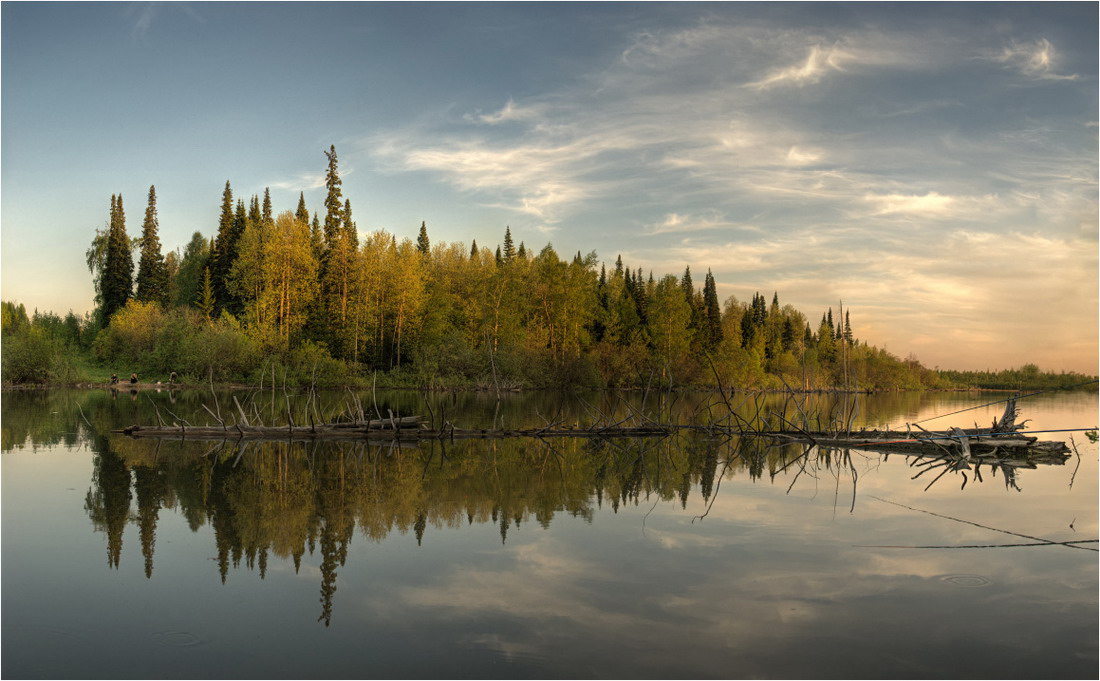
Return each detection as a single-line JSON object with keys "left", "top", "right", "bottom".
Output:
{"left": 2, "top": 326, "right": 65, "bottom": 384}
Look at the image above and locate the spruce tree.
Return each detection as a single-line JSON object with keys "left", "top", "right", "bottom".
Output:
{"left": 502, "top": 227, "right": 515, "bottom": 260}
{"left": 310, "top": 214, "right": 324, "bottom": 261}
{"left": 469, "top": 239, "right": 478, "bottom": 260}
{"left": 248, "top": 195, "right": 261, "bottom": 226}
{"left": 703, "top": 270, "right": 722, "bottom": 349}
{"left": 210, "top": 181, "right": 235, "bottom": 315}
{"left": 262, "top": 188, "right": 273, "bottom": 226}
{"left": 517, "top": 241, "right": 526, "bottom": 259}
{"left": 196, "top": 266, "right": 215, "bottom": 321}
{"left": 680, "top": 266, "right": 694, "bottom": 305}
{"left": 135, "top": 185, "right": 169, "bottom": 306}
{"left": 295, "top": 192, "right": 310, "bottom": 225}
{"left": 343, "top": 199, "right": 358, "bottom": 249}
{"left": 101, "top": 194, "right": 134, "bottom": 321}
{"left": 495, "top": 246, "right": 502, "bottom": 266}
{"left": 416, "top": 221, "right": 430, "bottom": 255}
{"left": 323, "top": 145, "right": 343, "bottom": 245}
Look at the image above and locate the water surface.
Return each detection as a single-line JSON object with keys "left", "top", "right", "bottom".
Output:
{"left": 3, "top": 389, "right": 1096, "bottom": 678}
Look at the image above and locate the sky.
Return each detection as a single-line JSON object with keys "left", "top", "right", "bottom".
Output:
{"left": 2, "top": 2, "right": 1096, "bottom": 373}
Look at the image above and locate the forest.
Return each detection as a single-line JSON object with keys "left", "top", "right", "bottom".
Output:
{"left": 2, "top": 146, "right": 1094, "bottom": 391}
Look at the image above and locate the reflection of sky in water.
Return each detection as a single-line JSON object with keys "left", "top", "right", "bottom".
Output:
{"left": 1, "top": 390, "right": 1096, "bottom": 678}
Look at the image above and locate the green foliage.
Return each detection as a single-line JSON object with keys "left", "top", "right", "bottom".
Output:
{"left": 91, "top": 300, "right": 259, "bottom": 382}
{"left": 0, "top": 306, "right": 93, "bottom": 384}
{"left": 2, "top": 325, "right": 67, "bottom": 383}
{"left": 100, "top": 194, "right": 134, "bottom": 321}
{"left": 210, "top": 182, "right": 240, "bottom": 316}
{"left": 65, "top": 147, "right": 1058, "bottom": 392}
{"left": 938, "top": 364, "right": 1097, "bottom": 390}
{"left": 416, "top": 221, "right": 430, "bottom": 255}
{"left": 322, "top": 145, "right": 344, "bottom": 244}
{"left": 2, "top": 301, "right": 30, "bottom": 336}
{"left": 134, "top": 185, "right": 170, "bottom": 306}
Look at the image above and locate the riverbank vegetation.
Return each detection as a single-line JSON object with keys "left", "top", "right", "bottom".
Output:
{"left": 3, "top": 147, "right": 1095, "bottom": 392}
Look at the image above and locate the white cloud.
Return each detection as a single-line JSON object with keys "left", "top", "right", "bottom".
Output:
{"left": 646, "top": 212, "right": 761, "bottom": 235}
{"left": 746, "top": 44, "right": 854, "bottom": 89}
{"left": 992, "top": 39, "right": 1080, "bottom": 81}
{"left": 864, "top": 191, "right": 957, "bottom": 217}
{"left": 270, "top": 172, "right": 327, "bottom": 192}
{"left": 465, "top": 98, "right": 542, "bottom": 125}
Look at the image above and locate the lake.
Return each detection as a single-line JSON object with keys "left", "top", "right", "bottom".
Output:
{"left": 2, "top": 388, "right": 1096, "bottom": 679}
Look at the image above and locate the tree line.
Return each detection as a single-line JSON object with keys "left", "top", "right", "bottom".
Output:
{"left": 3, "top": 145, "right": 1093, "bottom": 390}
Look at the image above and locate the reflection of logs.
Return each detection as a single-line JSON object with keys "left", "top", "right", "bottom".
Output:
{"left": 115, "top": 419, "right": 672, "bottom": 442}
{"left": 752, "top": 429, "right": 1070, "bottom": 462}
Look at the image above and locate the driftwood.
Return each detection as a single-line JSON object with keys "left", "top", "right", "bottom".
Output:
{"left": 115, "top": 417, "right": 671, "bottom": 442}
{"left": 747, "top": 427, "right": 1070, "bottom": 462}
{"left": 112, "top": 397, "right": 1072, "bottom": 464}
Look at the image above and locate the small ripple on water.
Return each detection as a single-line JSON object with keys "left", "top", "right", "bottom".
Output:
{"left": 939, "top": 573, "right": 992, "bottom": 588}
{"left": 153, "top": 630, "right": 205, "bottom": 647}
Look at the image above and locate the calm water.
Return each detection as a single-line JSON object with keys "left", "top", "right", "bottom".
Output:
{"left": 2, "top": 388, "right": 1097, "bottom": 679}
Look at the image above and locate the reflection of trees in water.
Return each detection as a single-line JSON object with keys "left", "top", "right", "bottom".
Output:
{"left": 85, "top": 433, "right": 733, "bottom": 624}
{"left": 73, "top": 389, "right": 1063, "bottom": 625}
{"left": 84, "top": 435, "right": 132, "bottom": 569}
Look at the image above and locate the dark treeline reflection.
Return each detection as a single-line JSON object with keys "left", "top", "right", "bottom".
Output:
{"left": 82, "top": 429, "right": 813, "bottom": 625}
{"left": 7, "top": 388, "right": 1042, "bottom": 625}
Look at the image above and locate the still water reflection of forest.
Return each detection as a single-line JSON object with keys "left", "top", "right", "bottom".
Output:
{"left": 2, "top": 388, "right": 1097, "bottom": 679}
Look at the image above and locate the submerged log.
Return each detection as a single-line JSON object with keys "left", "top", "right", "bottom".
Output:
{"left": 749, "top": 427, "right": 1070, "bottom": 461}
{"left": 114, "top": 420, "right": 672, "bottom": 442}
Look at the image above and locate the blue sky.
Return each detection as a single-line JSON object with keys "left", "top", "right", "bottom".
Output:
{"left": 2, "top": 2, "right": 1096, "bottom": 372}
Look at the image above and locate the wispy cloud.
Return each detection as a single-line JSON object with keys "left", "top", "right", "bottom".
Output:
{"left": 992, "top": 39, "right": 1080, "bottom": 81}
{"left": 646, "top": 212, "right": 761, "bottom": 235}
{"left": 126, "top": 2, "right": 204, "bottom": 42}
{"left": 746, "top": 44, "right": 855, "bottom": 89}
{"left": 464, "top": 98, "right": 542, "bottom": 125}
{"left": 359, "top": 17, "right": 1096, "bottom": 371}
{"left": 270, "top": 172, "right": 327, "bottom": 192}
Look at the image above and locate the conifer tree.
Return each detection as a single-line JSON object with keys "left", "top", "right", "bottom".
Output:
{"left": 295, "top": 192, "right": 310, "bottom": 225}
{"left": 470, "top": 239, "right": 478, "bottom": 259}
{"left": 135, "top": 185, "right": 169, "bottom": 306}
{"left": 210, "top": 181, "right": 237, "bottom": 315}
{"left": 174, "top": 232, "right": 210, "bottom": 308}
{"left": 101, "top": 194, "right": 134, "bottom": 321}
{"left": 196, "top": 266, "right": 215, "bottom": 321}
{"left": 248, "top": 195, "right": 261, "bottom": 227}
{"left": 680, "top": 266, "right": 694, "bottom": 305}
{"left": 310, "top": 214, "right": 324, "bottom": 261}
{"left": 322, "top": 145, "right": 343, "bottom": 245}
{"left": 262, "top": 188, "right": 273, "bottom": 226}
{"left": 517, "top": 241, "right": 527, "bottom": 259}
{"left": 702, "top": 270, "right": 722, "bottom": 350}
{"left": 343, "top": 199, "right": 358, "bottom": 249}
{"left": 495, "top": 246, "right": 503, "bottom": 266}
{"left": 502, "top": 227, "right": 515, "bottom": 260}
{"left": 416, "top": 221, "right": 430, "bottom": 256}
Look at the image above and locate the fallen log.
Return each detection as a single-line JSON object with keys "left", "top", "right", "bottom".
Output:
{"left": 114, "top": 422, "right": 672, "bottom": 442}
{"left": 743, "top": 428, "right": 1070, "bottom": 461}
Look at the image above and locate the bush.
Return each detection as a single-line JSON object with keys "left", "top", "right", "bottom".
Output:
{"left": 2, "top": 326, "right": 67, "bottom": 384}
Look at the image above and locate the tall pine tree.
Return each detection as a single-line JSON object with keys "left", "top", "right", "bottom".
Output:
{"left": 416, "top": 221, "right": 430, "bottom": 256}
{"left": 135, "top": 185, "right": 169, "bottom": 306}
{"left": 210, "top": 181, "right": 236, "bottom": 315}
{"left": 295, "top": 192, "right": 310, "bottom": 225}
{"left": 702, "top": 269, "right": 722, "bottom": 350}
{"left": 101, "top": 194, "right": 134, "bottom": 321}
{"left": 323, "top": 145, "right": 344, "bottom": 245}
